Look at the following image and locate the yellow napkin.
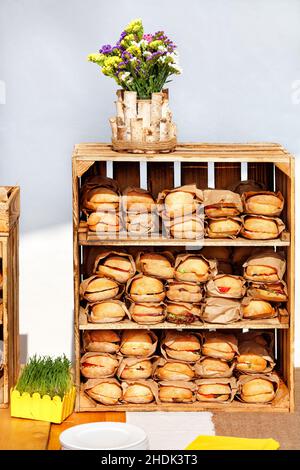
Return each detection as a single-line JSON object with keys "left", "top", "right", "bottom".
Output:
{"left": 185, "top": 435, "right": 280, "bottom": 450}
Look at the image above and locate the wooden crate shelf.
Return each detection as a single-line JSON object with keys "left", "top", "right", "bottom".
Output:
{"left": 0, "top": 186, "right": 20, "bottom": 408}
{"left": 73, "top": 143, "right": 295, "bottom": 413}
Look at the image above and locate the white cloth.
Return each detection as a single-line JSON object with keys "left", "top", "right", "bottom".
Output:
{"left": 127, "top": 412, "right": 215, "bottom": 450}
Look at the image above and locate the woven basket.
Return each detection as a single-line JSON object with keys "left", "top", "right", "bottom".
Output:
{"left": 112, "top": 137, "right": 177, "bottom": 154}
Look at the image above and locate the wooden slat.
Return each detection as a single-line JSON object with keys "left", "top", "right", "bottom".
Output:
{"left": 181, "top": 162, "right": 208, "bottom": 188}
{"left": 248, "top": 162, "right": 274, "bottom": 190}
{"left": 214, "top": 162, "right": 241, "bottom": 189}
{"left": 147, "top": 162, "right": 174, "bottom": 197}
{"left": 113, "top": 162, "right": 140, "bottom": 190}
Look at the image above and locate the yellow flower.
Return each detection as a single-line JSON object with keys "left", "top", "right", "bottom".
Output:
{"left": 125, "top": 18, "right": 143, "bottom": 35}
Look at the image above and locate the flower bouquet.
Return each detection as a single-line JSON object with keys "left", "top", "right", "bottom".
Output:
{"left": 88, "top": 19, "right": 181, "bottom": 153}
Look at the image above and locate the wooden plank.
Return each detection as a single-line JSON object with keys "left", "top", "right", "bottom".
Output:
{"left": 214, "top": 162, "right": 241, "bottom": 189}
{"left": 47, "top": 411, "right": 126, "bottom": 450}
{"left": 248, "top": 162, "right": 274, "bottom": 190}
{"left": 0, "top": 408, "right": 50, "bottom": 450}
{"left": 181, "top": 162, "right": 208, "bottom": 188}
{"left": 113, "top": 162, "right": 140, "bottom": 190}
{"left": 147, "top": 162, "right": 174, "bottom": 197}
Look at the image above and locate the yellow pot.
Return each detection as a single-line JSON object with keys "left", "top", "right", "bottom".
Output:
{"left": 10, "top": 386, "right": 76, "bottom": 423}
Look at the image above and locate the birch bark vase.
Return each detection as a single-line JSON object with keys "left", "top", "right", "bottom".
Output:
{"left": 111, "top": 89, "right": 177, "bottom": 154}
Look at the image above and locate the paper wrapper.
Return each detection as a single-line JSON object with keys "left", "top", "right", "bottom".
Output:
{"left": 126, "top": 273, "right": 165, "bottom": 303}
{"left": 206, "top": 274, "right": 246, "bottom": 299}
{"left": 80, "top": 275, "right": 124, "bottom": 301}
{"left": 243, "top": 252, "right": 286, "bottom": 282}
{"left": 121, "top": 186, "right": 156, "bottom": 213}
{"left": 206, "top": 217, "right": 242, "bottom": 239}
{"left": 202, "top": 331, "right": 239, "bottom": 360}
{"left": 83, "top": 378, "right": 122, "bottom": 405}
{"left": 161, "top": 331, "right": 202, "bottom": 363}
{"left": 240, "top": 215, "right": 285, "bottom": 240}
{"left": 152, "top": 357, "right": 195, "bottom": 381}
{"left": 93, "top": 251, "right": 136, "bottom": 282}
{"left": 83, "top": 330, "right": 121, "bottom": 353}
{"left": 166, "top": 281, "right": 203, "bottom": 303}
{"left": 174, "top": 253, "right": 218, "bottom": 283}
{"left": 227, "top": 179, "right": 267, "bottom": 195}
{"left": 80, "top": 352, "right": 120, "bottom": 378}
{"left": 165, "top": 301, "right": 202, "bottom": 325}
{"left": 201, "top": 297, "right": 242, "bottom": 324}
{"left": 247, "top": 280, "right": 288, "bottom": 302}
{"left": 194, "top": 357, "right": 235, "bottom": 379}
{"left": 157, "top": 184, "right": 203, "bottom": 218}
{"left": 121, "top": 379, "right": 159, "bottom": 404}
{"left": 86, "top": 299, "right": 130, "bottom": 323}
{"left": 162, "top": 213, "right": 205, "bottom": 239}
{"left": 117, "top": 356, "right": 157, "bottom": 380}
{"left": 158, "top": 381, "right": 197, "bottom": 403}
{"left": 195, "top": 377, "right": 238, "bottom": 403}
{"left": 119, "top": 330, "right": 158, "bottom": 358}
{"left": 86, "top": 210, "right": 123, "bottom": 233}
{"left": 81, "top": 175, "right": 120, "bottom": 212}
{"left": 125, "top": 211, "right": 159, "bottom": 234}
{"left": 241, "top": 297, "right": 278, "bottom": 320}
{"left": 242, "top": 191, "right": 284, "bottom": 217}
{"left": 236, "top": 340, "right": 275, "bottom": 374}
{"left": 237, "top": 373, "right": 280, "bottom": 403}
{"left": 203, "top": 189, "right": 243, "bottom": 216}
{"left": 129, "top": 301, "right": 166, "bottom": 324}
{"left": 238, "top": 331, "right": 275, "bottom": 350}
{"left": 135, "top": 251, "right": 175, "bottom": 279}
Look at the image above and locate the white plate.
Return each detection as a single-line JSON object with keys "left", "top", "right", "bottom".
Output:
{"left": 60, "top": 422, "right": 149, "bottom": 450}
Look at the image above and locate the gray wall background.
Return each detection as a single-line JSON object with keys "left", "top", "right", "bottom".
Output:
{"left": 1, "top": 0, "right": 300, "bottom": 231}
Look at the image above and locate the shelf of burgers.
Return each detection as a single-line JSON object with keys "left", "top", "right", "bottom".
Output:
{"left": 81, "top": 329, "right": 280, "bottom": 406}
{"left": 79, "top": 248, "right": 288, "bottom": 326}
{"left": 80, "top": 176, "right": 286, "bottom": 240}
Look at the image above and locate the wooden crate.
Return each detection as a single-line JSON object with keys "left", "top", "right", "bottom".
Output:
{"left": 72, "top": 143, "right": 295, "bottom": 413}
{"left": 0, "top": 187, "right": 20, "bottom": 408}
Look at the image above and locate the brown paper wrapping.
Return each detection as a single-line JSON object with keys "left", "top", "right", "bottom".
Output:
{"left": 236, "top": 340, "right": 275, "bottom": 374}
{"left": 203, "top": 189, "right": 243, "bottom": 215}
{"left": 201, "top": 297, "right": 242, "bottom": 324}
{"left": 86, "top": 299, "right": 130, "bottom": 323}
{"left": 161, "top": 331, "right": 201, "bottom": 363}
{"left": 129, "top": 301, "right": 166, "bottom": 324}
{"left": 165, "top": 301, "right": 202, "bottom": 324}
{"left": 227, "top": 179, "right": 267, "bottom": 194}
{"left": 241, "top": 297, "right": 278, "bottom": 320}
{"left": 237, "top": 373, "right": 280, "bottom": 403}
{"left": 247, "top": 280, "right": 288, "bottom": 302}
{"left": 135, "top": 251, "right": 175, "bottom": 279}
{"left": 238, "top": 331, "right": 275, "bottom": 350}
{"left": 202, "top": 331, "right": 239, "bottom": 360}
{"left": 240, "top": 215, "right": 285, "bottom": 240}
{"left": 162, "top": 213, "right": 205, "bottom": 239}
{"left": 174, "top": 253, "right": 218, "bottom": 283}
{"left": 194, "top": 357, "right": 235, "bottom": 379}
{"left": 126, "top": 273, "right": 165, "bottom": 303}
{"left": 119, "top": 330, "right": 158, "bottom": 358}
{"left": 158, "top": 381, "right": 197, "bottom": 403}
{"left": 83, "top": 330, "right": 121, "bottom": 353}
{"left": 93, "top": 251, "right": 136, "bottom": 282}
{"left": 206, "top": 275, "right": 246, "bottom": 299}
{"left": 117, "top": 356, "right": 157, "bottom": 380}
{"left": 152, "top": 357, "right": 195, "bottom": 381}
{"left": 243, "top": 252, "right": 286, "bottom": 282}
{"left": 86, "top": 210, "right": 123, "bottom": 233}
{"left": 126, "top": 211, "right": 159, "bottom": 234}
{"left": 157, "top": 184, "right": 203, "bottom": 218}
{"left": 83, "top": 378, "right": 122, "bottom": 405}
{"left": 166, "top": 281, "right": 203, "bottom": 303}
{"left": 121, "top": 186, "right": 156, "bottom": 213}
{"left": 195, "top": 377, "right": 237, "bottom": 403}
{"left": 80, "top": 352, "right": 120, "bottom": 378}
{"left": 80, "top": 275, "right": 124, "bottom": 301}
{"left": 121, "top": 379, "right": 159, "bottom": 404}
{"left": 81, "top": 176, "right": 120, "bottom": 213}
{"left": 242, "top": 191, "right": 284, "bottom": 217}
{"left": 205, "top": 217, "right": 242, "bottom": 239}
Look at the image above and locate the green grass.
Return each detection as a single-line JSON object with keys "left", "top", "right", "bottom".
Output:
{"left": 16, "top": 355, "right": 73, "bottom": 399}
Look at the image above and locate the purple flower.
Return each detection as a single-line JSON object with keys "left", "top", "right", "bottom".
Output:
{"left": 122, "top": 50, "right": 133, "bottom": 60}
{"left": 99, "top": 44, "right": 113, "bottom": 54}
{"left": 146, "top": 50, "right": 163, "bottom": 61}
